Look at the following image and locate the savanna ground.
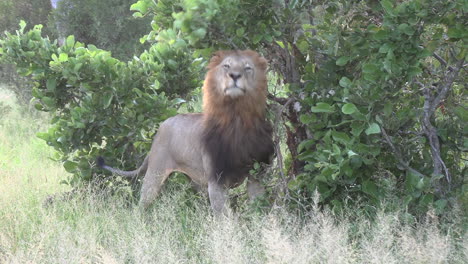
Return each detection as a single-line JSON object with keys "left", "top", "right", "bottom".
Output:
{"left": 0, "top": 86, "right": 466, "bottom": 263}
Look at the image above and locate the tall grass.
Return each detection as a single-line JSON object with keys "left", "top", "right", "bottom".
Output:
{"left": 0, "top": 87, "right": 466, "bottom": 263}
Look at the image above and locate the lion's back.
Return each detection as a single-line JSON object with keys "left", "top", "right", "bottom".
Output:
{"left": 152, "top": 113, "right": 205, "bottom": 161}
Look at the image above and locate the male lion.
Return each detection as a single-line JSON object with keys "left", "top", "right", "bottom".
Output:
{"left": 98, "top": 50, "right": 274, "bottom": 213}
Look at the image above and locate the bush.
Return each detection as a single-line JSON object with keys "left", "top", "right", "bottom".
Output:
{"left": 1, "top": 0, "right": 466, "bottom": 215}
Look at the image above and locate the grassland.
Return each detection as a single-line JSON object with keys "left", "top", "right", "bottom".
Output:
{"left": 0, "top": 87, "right": 466, "bottom": 263}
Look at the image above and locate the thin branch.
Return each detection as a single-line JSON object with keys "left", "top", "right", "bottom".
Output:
{"left": 433, "top": 53, "right": 454, "bottom": 71}
{"left": 268, "top": 94, "right": 288, "bottom": 105}
{"left": 432, "top": 58, "right": 465, "bottom": 110}
{"left": 380, "top": 124, "right": 425, "bottom": 178}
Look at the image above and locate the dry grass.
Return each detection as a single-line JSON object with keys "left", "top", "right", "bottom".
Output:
{"left": 0, "top": 87, "right": 466, "bottom": 263}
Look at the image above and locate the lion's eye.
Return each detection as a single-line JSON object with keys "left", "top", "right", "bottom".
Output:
{"left": 245, "top": 66, "right": 252, "bottom": 72}
{"left": 223, "top": 64, "right": 230, "bottom": 70}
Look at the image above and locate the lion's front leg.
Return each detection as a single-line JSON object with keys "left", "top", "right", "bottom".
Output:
{"left": 208, "top": 180, "right": 228, "bottom": 214}
{"left": 202, "top": 153, "right": 228, "bottom": 214}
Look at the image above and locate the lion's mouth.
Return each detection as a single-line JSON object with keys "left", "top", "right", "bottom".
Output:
{"left": 224, "top": 86, "right": 246, "bottom": 97}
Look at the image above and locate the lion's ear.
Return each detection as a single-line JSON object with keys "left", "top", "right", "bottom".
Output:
{"left": 256, "top": 56, "right": 268, "bottom": 73}
{"left": 207, "top": 51, "right": 226, "bottom": 69}
{"left": 243, "top": 50, "right": 268, "bottom": 72}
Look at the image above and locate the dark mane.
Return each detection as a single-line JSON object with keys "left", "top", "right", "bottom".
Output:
{"left": 201, "top": 50, "right": 274, "bottom": 186}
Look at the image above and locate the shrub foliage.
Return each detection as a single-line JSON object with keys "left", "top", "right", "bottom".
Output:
{"left": 0, "top": 0, "right": 466, "bottom": 213}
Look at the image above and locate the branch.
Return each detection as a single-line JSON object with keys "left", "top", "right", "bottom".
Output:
{"left": 420, "top": 83, "right": 449, "bottom": 185}
{"left": 271, "top": 103, "right": 286, "bottom": 186}
{"left": 433, "top": 53, "right": 454, "bottom": 71}
{"left": 418, "top": 58, "right": 464, "bottom": 189}
{"left": 269, "top": 95, "right": 295, "bottom": 185}
{"left": 268, "top": 94, "right": 289, "bottom": 105}
{"left": 380, "top": 124, "right": 425, "bottom": 178}
{"left": 431, "top": 58, "right": 465, "bottom": 111}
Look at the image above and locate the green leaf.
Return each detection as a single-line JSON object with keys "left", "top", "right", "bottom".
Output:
{"left": 59, "top": 53, "right": 69, "bottom": 62}
{"left": 253, "top": 162, "right": 260, "bottom": 170}
{"left": 34, "top": 104, "right": 44, "bottom": 111}
{"left": 130, "top": 1, "right": 148, "bottom": 13}
{"left": 336, "top": 56, "right": 349, "bottom": 66}
{"left": 383, "top": 102, "right": 392, "bottom": 116}
{"left": 362, "top": 180, "right": 378, "bottom": 198}
{"left": 331, "top": 131, "right": 351, "bottom": 145}
{"left": 341, "top": 103, "right": 358, "bottom": 114}
{"left": 173, "top": 39, "right": 187, "bottom": 50}
{"left": 454, "top": 106, "right": 468, "bottom": 122}
{"left": 379, "top": 43, "right": 392, "bottom": 53}
{"left": 236, "top": 28, "right": 245, "bottom": 37}
{"left": 373, "top": 29, "right": 389, "bottom": 40}
{"left": 398, "top": 23, "right": 414, "bottom": 36}
{"left": 133, "top": 12, "right": 143, "bottom": 18}
{"left": 42, "top": 97, "right": 55, "bottom": 108}
{"left": 416, "top": 178, "right": 425, "bottom": 190}
{"left": 365, "top": 123, "right": 381, "bottom": 135}
{"left": 36, "top": 132, "right": 49, "bottom": 141}
{"left": 46, "top": 79, "right": 57, "bottom": 92}
{"left": 434, "top": 199, "right": 448, "bottom": 213}
{"left": 276, "top": 41, "right": 285, "bottom": 49}
{"left": 191, "top": 28, "right": 207, "bottom": 40}
{"left": 66, "top": 35, "right": 75, "bottom": 48}
{"left": 287, "top": 177, "right": 301, "bottom": 190}
{"left": 339, "top": 77, "right": 352, "bottom": 88}
{"left": 406, "top": 170, "right": 421, "bottom": 189}
{"left": 63, "top": 161, "right": 78, "bottom": 173}
{"left": 19, "top": 20, "right": 27, "bottom": 33}
{"left": 74, "top": 63, "right": 83, "bottom": 73}
{"left": 297, "top": 139, "right": 315, "bottom": 153}
{"left": 362, "top": 63, "right": 378, "bottom": 74}
{"left": 311, "top": 102, "right": 335, "bottom": 113}
{"left": 102, "top": 92, "right": 114, "bottom": 109}
{"left": 381, "top": 0, "right": 395, "bottom": 16}
{"left": 252, "top": 34, "right": 262, "bottom": 44}
{"left": 447, "top": 26, "right": 464, "bottom": 39}
{"left": 300, "top": 114, "right": 316, "bottom": 124}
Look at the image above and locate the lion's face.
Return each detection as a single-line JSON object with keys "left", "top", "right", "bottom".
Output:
{"left": 203, "top": 50, "right": 268, "bottom": 124}
{"left": 214, "top": 54, "right": 261, "bottom": 99}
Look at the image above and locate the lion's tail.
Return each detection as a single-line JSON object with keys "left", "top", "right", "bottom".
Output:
{"left": 96, "top": 156, "right": 149, "bottom": 178}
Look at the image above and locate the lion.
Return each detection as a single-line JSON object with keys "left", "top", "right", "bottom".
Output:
{"left": 97, "top": 50, "right": 274, "bottom": 213}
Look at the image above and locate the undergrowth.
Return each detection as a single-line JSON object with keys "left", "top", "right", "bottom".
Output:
{"left": 0, "top": 87, "right": 466, "bottom": 263}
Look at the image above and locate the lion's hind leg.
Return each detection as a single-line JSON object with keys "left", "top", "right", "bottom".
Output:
{"left": 138, "top": 155, "right": 175, "bottom": 210}
{"left": 247, "top": 177, "right": 265, "bottom": 201}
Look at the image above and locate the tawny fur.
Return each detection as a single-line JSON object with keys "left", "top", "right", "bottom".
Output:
{"left": 98, "top": 50, "right": 273, "bottom": 213}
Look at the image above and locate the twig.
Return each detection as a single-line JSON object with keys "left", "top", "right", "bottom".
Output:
{"left": 268, "top": 94, "right": 288, "bottom": 105}
{"left": 380, "top": 124, "right": 425, "bottom": 178}
{"left": 433, "top": 53, "right": 454, "bottom": 71}
{"left": 431, "top": 59, "right": 465, "bottom": 111}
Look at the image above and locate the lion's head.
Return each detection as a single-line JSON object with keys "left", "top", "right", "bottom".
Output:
{"left": 210, "top": 50, "right": 267, "bottom": 98}
{"left": 203, "top": 50, "right": 268, "bottom": 127}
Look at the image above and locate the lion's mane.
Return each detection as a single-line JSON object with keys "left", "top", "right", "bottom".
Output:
{"left": 201, "top": 50, "right": 274, "bottom": 186}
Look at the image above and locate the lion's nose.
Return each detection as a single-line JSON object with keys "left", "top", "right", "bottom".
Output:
{"left": 229, "top": 72, "right": 241, "bottom": 81}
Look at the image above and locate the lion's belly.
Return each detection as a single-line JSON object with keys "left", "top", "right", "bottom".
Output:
{"left": 155, "top": 113, "right": 208, "bottom": 186}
